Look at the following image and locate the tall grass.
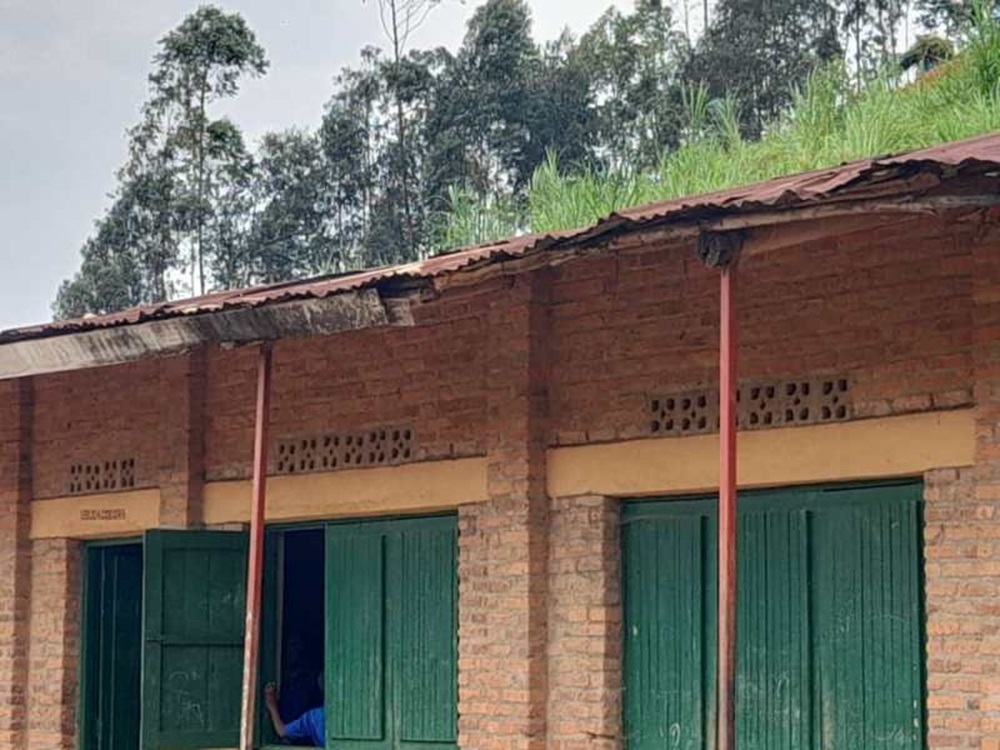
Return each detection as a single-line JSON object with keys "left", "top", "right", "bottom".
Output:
{"left": 437, "top": 3, "right": 1000, "bottom": 247}
{"left": 434, "top": 186, "right": 521, "bottom": 250}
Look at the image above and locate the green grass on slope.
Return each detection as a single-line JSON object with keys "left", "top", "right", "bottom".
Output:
{"left": 439, "top": 4, "right": 1000, "bottom": 247}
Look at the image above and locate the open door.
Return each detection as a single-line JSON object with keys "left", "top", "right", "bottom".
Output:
{"left": 81, "top": 543, "right": 143, "bottom": 750}
{"left": 141, "top": 529, "right": 248, "bottom": 750}
{"left": 325, "top": 516, "right": 457, "bottom": 750}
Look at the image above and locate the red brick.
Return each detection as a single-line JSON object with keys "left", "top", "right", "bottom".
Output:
{"left": 4, "top": 214, "right": 998, "bottom": 750}
{"left": 26, "top": 539, "right": 80, "bottom": 749}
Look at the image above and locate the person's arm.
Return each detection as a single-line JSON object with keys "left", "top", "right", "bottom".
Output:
{"left": 264, "top": 683, "right": 288, "bottom": 739}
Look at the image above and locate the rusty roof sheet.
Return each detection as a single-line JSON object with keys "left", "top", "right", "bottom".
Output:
{"left": 6, "top": 132, "right": 1000, "bottom": 345}
{"left": 630, "top": 131, "right": 1000, "bottom": 213}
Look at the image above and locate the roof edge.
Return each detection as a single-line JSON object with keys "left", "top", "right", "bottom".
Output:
{"left": 0, "top": 290, "right": 411, "bottom": 380}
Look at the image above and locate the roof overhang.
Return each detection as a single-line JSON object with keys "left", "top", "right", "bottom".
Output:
{"left": 0, "top": 289, "right": 414, "bottom": 379}
{"left": 5, "top": 132, "right": 1000, "bottom": 381}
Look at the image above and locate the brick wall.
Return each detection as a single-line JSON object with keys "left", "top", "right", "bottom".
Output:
{"left": 204, "top": 289, "right": 489, "bottom": 481}
{"left": 924, "top": 467, "right": 983, "bottom": 748}
{"left": 550, "top": 216, "right": 974, "bottom": 445}
{"left": 547, "top": 495, "right": 622, "bottom": 749}
{"left": 157, "top": 349, "right": 207, "bottom": 527}
{"left": 2, "top": 213, "right": 995, "bottom": 750}
{"left": 920, "top": 220, "right": 1000, "bottom": 750}
{"left": 22, "top": 216, "right": 978, "bottom": 493}
{"left": 0, "top": 381, "right": 32, "bottom": 749}
{"left": 26, "top": 539, "right": 80, "bottom": 750}
{"left": 459, "top": 273, "right": 551, "bottom": 750}
{"left": 33, "top": 359, "right": 164, "bottom": 499}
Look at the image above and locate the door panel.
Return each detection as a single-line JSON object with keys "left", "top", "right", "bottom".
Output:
{"left": 142, "top": 529, "right": 247, "bottom": 750}
{"left": 326, "top": 527, "right": 388, "bottom": 746}
{"left": 326, "top": 516, "right": 458, "bottom": 750}
{"left": 393, "top": 523, "right": 458, "bottom": 744}
{"left": 82, "top": 544, "right": 143, "bottom": 750}
{"left": 622, "top": 484, "right": 924, "bottom": 750}
{"left": 811, "top": 491, "right": 924, "bottom": 749}
{"left": 735, "top": 508, "right": 811, "bottom": 750}
{"left": 623, "top": 505, "right": 714, "bottom": 750}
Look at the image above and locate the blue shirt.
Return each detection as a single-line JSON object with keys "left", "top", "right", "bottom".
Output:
{"left": 285, "top": 707, "right": 324, "bottom": 747}
{"left": 279, "top": 673, "right": 322, "bottom": 724}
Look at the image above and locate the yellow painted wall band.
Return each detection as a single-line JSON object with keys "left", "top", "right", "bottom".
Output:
{"left": 30, "top": 411, "right": 973, "bottom": 538}
{"left": 31, "top": 489, "right": 161, "bottom": 540}
{"left": 547, "top": 410, "right": 974, "bottom": 498}
{"left": 202, "top": 457, "right": 488, "bottom": 525}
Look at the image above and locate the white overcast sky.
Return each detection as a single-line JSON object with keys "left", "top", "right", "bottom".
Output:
{"left": 0, "top": 0, "right": 632, "bottom": 330}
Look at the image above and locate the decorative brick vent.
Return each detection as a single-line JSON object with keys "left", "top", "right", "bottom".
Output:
{"left": 275, "top": 428, "right": 414, "bottom": 475}
{"left": 68, "top": 458, "right": 137, "bottom": 494}
{"left": 651, "top": 378, "right": 851, "bottom": 436}
{"left": 651, "top": 392, "right": 715, "bottom": 435}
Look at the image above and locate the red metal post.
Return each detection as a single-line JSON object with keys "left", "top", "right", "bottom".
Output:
{"left": 239, "top": 343, "right": 273, "bottom": 750}
{"left": 717, "top": 264, "right": 738, "bottom": 750}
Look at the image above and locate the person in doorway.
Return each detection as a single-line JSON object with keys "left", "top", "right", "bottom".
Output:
{"left": 265, "top": 680, "right": 324, "bottom": 746}
{"left": 278, "top": 635, "right": 322, "bottom": 721}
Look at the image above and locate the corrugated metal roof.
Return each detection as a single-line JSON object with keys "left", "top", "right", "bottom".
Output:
{"left": 5, "top": 132, "right": 1000, "bottom": 345}
{"left": 570, "top": 130, "right": 1000, "bottom": 242}
{"left": 0, "top": 229, "right": 575, "bottom": 344}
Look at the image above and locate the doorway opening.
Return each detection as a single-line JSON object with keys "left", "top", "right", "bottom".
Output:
{"left": 268, "top": 528, "right": 325, "bottom": 745}
{"left": 81, "top": 543, "right": 143, "bottom": 750}
{"left": 260, "top": 517, "right": 458, "bottom": 748}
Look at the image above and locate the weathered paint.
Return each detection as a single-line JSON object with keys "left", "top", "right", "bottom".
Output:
{"left": 622, "top": 483, "right": 924, "bottom": 750}
{"left": 142, "top": 529, "right": 248, "bottom": 750}
{"left": 26, "top": 410, "right": 967, "bottom": 540}
{"left": 31, "top": 489, "right": 161, "bottom": 540}
{"left": 716, "top": 262, "right": 738, "bottom": 750}
{"left": 202, "top": 457, "right": 488, "bottom": 525}
{"left": 239, "top": 344, "right": 272, "bottom": 750}
{"left": 326, "top": 529, "right": 386, "bottom": 742}
{"left": 623, "top": 506, "right": 713, "bottom": 750}
{"left": 326, "top": 516, "right": 458, "bottom": 749}
{"left": 394, "top": 522, "right": 458, "bottom": 744}
{"left": 27, "top": 458, "right": 485, "bottom": 539}
{"left": 809, "top": 486, "right": 924, "bottom": 749}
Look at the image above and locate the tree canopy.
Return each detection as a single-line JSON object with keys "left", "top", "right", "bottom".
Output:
{"left": 53, "top": 0, "right": 996, "bottom": 319}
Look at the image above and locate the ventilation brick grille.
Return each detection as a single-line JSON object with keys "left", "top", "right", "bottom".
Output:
{"left": 651, "top": 377, "right": 851, "bottom": 436}
{"left": 69, "top": 458, "right": 137, "bottom": 495}
{"left": 275, "top": 428, "right": 414, "bottom": 475}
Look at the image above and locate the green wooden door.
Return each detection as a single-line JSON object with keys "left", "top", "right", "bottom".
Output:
{"left": 622, "top": 501, "right": 716, "bottom": 750}
{"left": 326, "top": 527, "right": 388, "bottom": 747}
{"left": 735, "top": 493, "right": 813, "bottom": 750}
{"left": 325, "top": 516, "right": 457, "bottom": 750}
{"left": 622, "top": 483, "right": 924, "bottom": 750}
{"left": 141, "top": 530, "right": 248, "bottom": 750}
{"left": 809, "top": 486, "right": 925, "bottom": 750}
{"left": 82, "top": 544, "right": 143, "bottom": 750}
